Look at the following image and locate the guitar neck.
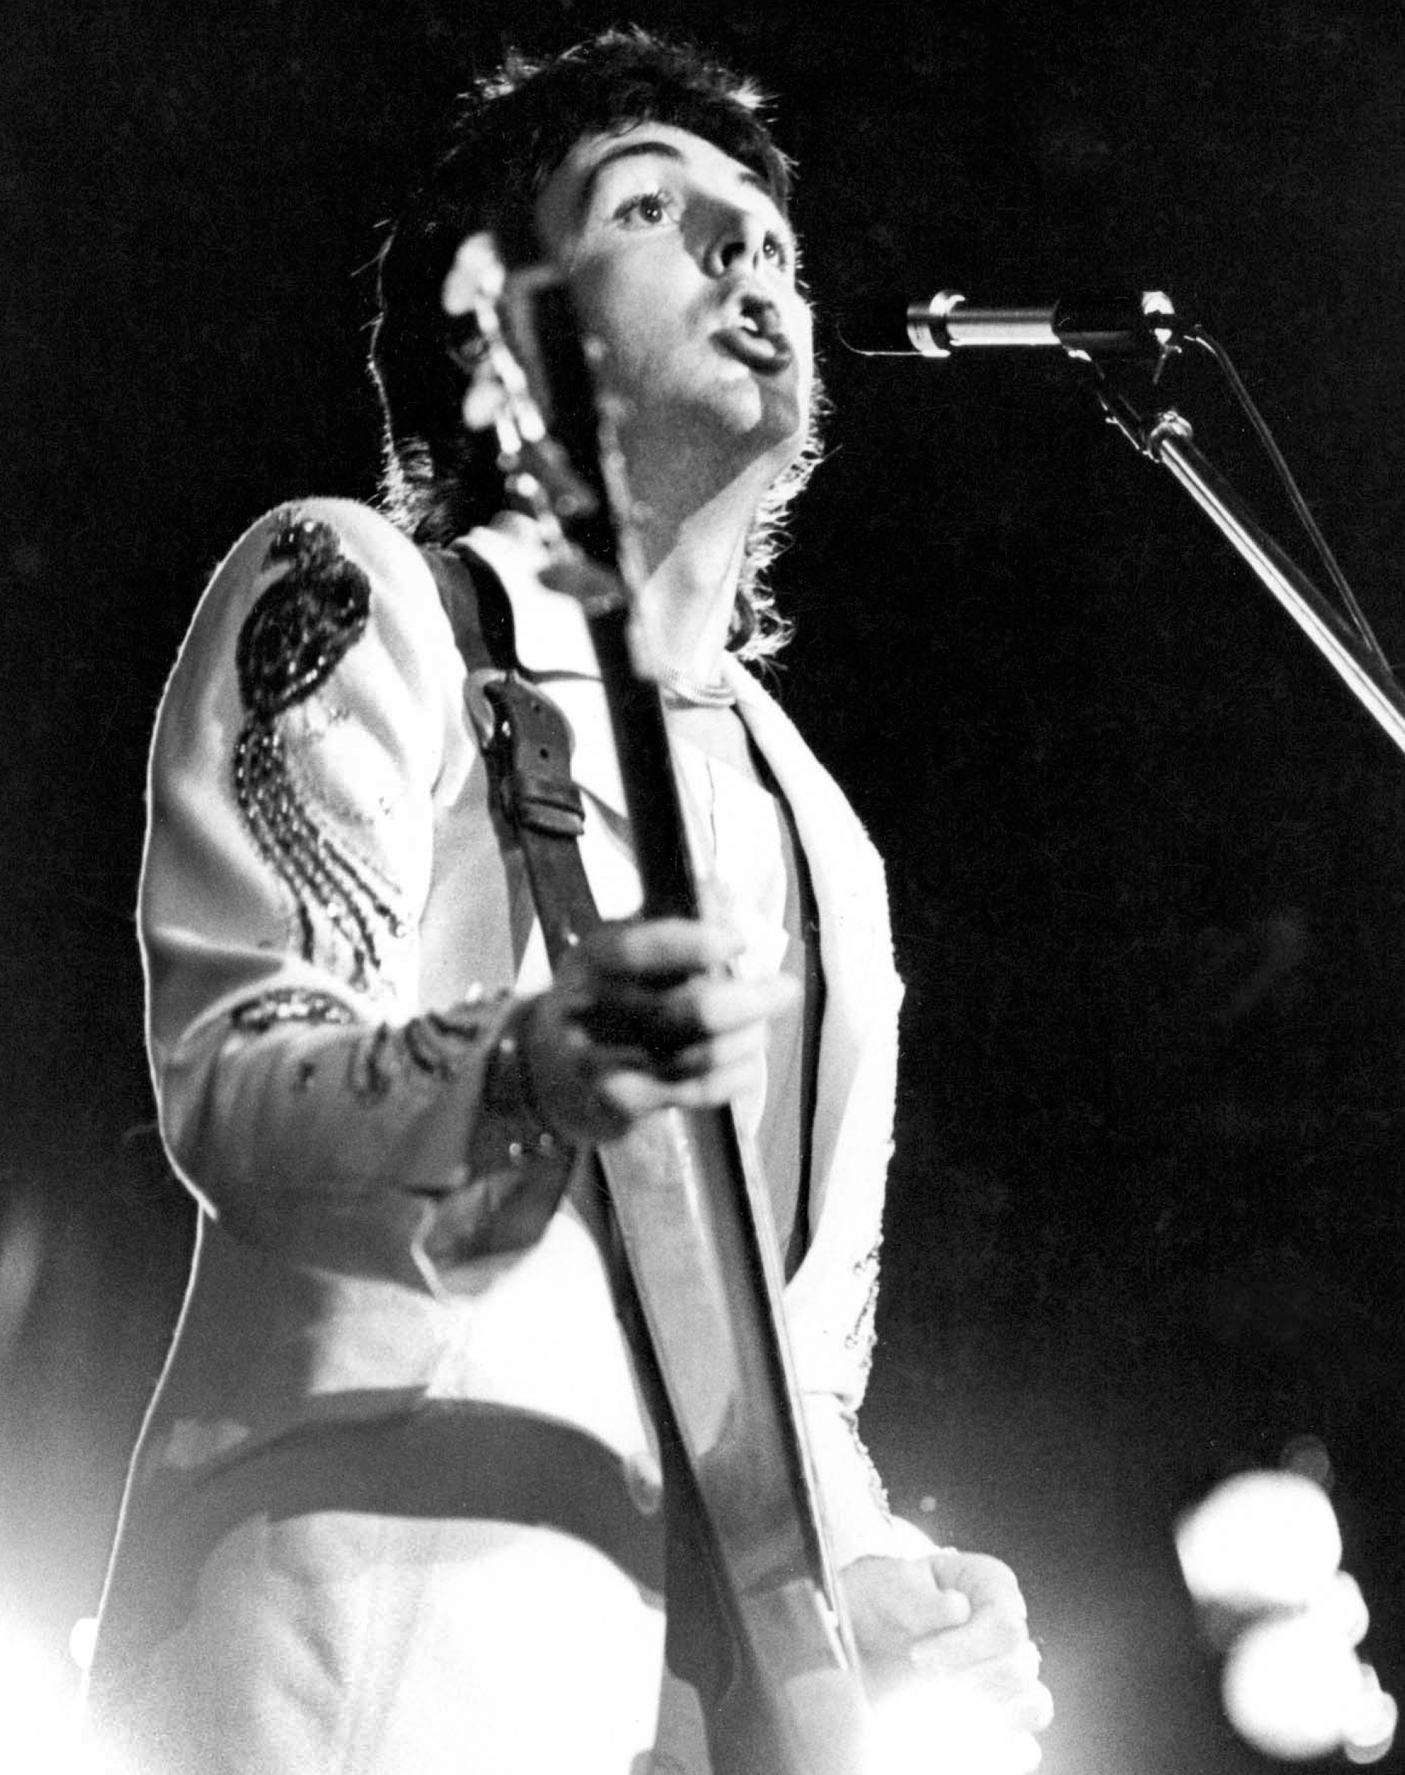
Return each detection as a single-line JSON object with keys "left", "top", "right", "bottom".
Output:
{"left": 584, "top": 597, "right": 866, "bottom": 1770}
{"left": 459, "top": 250, "right": 869, "bottom": 1773}
{"left": 587, "top": 605, "right": 702, "bottom": 921}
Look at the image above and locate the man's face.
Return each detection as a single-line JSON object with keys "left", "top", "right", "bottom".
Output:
{"left": 534, "top": 122, "right": 814, "bottom": 504}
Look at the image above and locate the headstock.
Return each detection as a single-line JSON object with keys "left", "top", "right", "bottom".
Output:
{"left": 442, "top": 231, "right": 624, "bottom": 575}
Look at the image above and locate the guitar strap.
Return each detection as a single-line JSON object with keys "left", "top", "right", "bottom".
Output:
{"left": 424, "top": 542, "right": 772, "bottom": 1761}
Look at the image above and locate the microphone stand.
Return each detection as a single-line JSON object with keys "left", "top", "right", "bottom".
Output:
{"left": 1093, "top": 374, "right": 1405, "bottom": 758}
{"left": 1098, "top": 370, "right": 1405, "bottom": 1773}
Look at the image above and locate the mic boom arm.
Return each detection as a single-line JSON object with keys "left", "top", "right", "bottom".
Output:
{"left": 1097, "top": 380, "right": 1405, "bottom": 760}
{"left": 840, "top": 285, "right": 1405, "bottom": 756}
{"left": 839, "top": 288, "right": 1179, "bottom": 359}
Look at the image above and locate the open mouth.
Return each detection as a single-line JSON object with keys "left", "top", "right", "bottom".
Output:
{"left": 714, "top": 300, "right": 794, "bottom": 373}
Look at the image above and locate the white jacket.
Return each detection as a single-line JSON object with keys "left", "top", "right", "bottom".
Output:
{"left": 88, "top": 498, "right": 908, "bottom": 1773}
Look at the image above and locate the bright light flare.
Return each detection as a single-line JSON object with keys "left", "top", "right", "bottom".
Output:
{"left": 0, "top": 1609, "right": 87, "bottom": 1774}
{"left": 1343, "top": 1665, "right": 1398, "bottom": 1765}
{"left": 1224, "top": 1609, "right": 1375, "bottom": 1761}
{"left": 865, "top": 1677, "right": 1041, "bottom": 1775}
{"left": 1175, "top": 1469, "right": 1396, "bottom": 1765}
{"left": 69, "top": 1615, "right": 99, "bottom": 1674}
{"left": 0, "top": 1607, "right": 135, "bottom": 1775}
{"left": 1175, "top": 1470, "right": 1341, "bottom": 1610}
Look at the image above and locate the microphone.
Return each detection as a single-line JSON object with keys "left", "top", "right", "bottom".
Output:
{"left": 837, "top": 288, "right": 1179, "bottom": 359}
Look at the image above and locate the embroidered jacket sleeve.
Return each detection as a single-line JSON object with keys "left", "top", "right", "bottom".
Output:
{"left": 141, "top": 498, "right": 571, "bottom": 1278}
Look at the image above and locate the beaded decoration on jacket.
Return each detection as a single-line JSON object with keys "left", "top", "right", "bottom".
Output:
{"left": 232, "top": 510, "right": 405, "bottom": 989}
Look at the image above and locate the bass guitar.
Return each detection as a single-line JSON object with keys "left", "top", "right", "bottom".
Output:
{"left": 443, "top": 234, "right": 871, "bottom": 1775}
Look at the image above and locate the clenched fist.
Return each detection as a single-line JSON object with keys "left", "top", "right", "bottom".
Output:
{"left": 519, "top": 916, "right": 799, "bottom": 1143}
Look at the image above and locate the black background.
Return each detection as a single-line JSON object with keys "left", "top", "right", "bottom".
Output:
{"left": 7, "top": 2, "right": 1405, "bottom": 1770}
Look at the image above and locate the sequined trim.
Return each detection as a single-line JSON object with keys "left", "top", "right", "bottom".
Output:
{"left": 404, "top": 1009, "right": 492, "bottom": 1077}
{"left": 845, "top": 1237, "right": 882, "bottom": 1378}
{"left": 232, "top": 511, "right": 404, "bottom": 987}
{"left": 236, "top": 513, "right": 371, "bottom": 717}
{"left": 841, "top": 1237, "right": 886, "bottom": 1522}
{"left": 348, "top": 995, "right": 508, "bottom": 1101}
{"left": 230, "top": 986, "right": 357, "bottom": 1034}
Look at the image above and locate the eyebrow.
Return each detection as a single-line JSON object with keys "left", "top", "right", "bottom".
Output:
{"left": 575, "top": 137, "right": 779, "bottom": 223}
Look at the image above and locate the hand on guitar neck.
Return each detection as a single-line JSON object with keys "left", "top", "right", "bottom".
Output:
{"left": 843, "top": 1549, "right": 1054, "bottom": 1771}
{"left": 513, "top": 914, "right": 799, "bottom": 1144}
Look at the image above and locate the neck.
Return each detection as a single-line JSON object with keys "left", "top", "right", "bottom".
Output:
{"left": 624, "top": 455, "right": 770, "bottom": 683}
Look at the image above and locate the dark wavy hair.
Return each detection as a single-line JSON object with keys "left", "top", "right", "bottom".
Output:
{"left": 370, "top": 28, "right": 820, "bottom": 659}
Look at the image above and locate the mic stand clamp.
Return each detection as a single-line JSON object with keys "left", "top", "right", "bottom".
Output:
{"left": 1092, "top": 375, "right": 1405, "bottom": 760}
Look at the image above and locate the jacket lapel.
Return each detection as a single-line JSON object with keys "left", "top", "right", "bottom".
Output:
{"left": 463, "top": 522, "right": 899, "bottom": 1244}
{"left": 723, "top": 660, "right": 901, "bottom": 1237}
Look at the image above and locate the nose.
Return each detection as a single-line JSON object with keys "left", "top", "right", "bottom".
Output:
{"left": 704, "top": 203, "right": 771, "bottom": 278}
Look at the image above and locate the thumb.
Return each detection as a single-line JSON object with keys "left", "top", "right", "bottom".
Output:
{"left": 922, "top": 1581, "right": 975, "bottom": 1633}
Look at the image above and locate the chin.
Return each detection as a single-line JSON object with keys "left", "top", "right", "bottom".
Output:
{"left": 755, "top": 391, "right": 811, "bottom": 472}
{"left": 619, "top": 378, "right": 809, "bottom": 501}
{"left": 729, "top": 373, "right": 807, "bottom": 453}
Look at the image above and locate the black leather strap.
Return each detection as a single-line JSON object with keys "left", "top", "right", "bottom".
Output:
{"left": 424, "top": 540, "right": 758, "bottom": 1761}
{"left": 425, "top": 543, "right": 601, "bottom": 961}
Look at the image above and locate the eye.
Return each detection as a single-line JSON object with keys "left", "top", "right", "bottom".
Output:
{"left": 614, "top": 189, "right": 678, "bottom": 228}
{"left": 763, "top": 228, "right": 804, "bottom": 283}
{"left": 762, "top": 231, "right": 790, "bottom": 269}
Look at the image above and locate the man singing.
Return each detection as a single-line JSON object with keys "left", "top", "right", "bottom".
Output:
{"left": 88, "top": 29, "right": 1052, "bottom": 1774}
